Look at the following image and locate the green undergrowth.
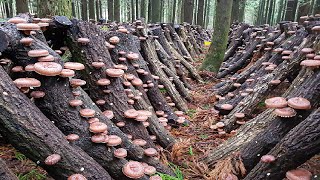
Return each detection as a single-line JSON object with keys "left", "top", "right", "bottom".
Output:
{"left": 18, "top": 170, "right": 46, "bottom": 180}
{"left": 157, "top": 163, "right": 184, "bottom": 180}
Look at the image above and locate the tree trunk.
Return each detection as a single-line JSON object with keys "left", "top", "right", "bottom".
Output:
{"left": 244, "top": 107, "right": 320, "bottom": 180}
{"left": 4, "top": 0, "right": 12, "bottom": 18}
{"left": 284, "top": 0, "right": 298, "bottom": 21}
{"left": 239, "top": 0, "right": 246, "bottom": 22}
{"left": 16, "top": 0, "right": 29, "bottom": 13}
{"left": 72, "top": 0, "right": 76, "bottom": 17}
{"left": 81, "top": 0, "right": 88, "bottom": 20}
{"left": 151, "top": 0, "right": 161, "bottom": 22}
{"left": 172, "top": 0, "right": 176, "bottom": 23}
{"left": 114, "top": 0, "right": 120, "bottom": 21}
{"left": 183, "top": 0, "right": 194, "bottom": 24}
{"left": 0, "top": 66, "right": 112, "bottom": 179}
{"left": 136, "top": 0, "right": 139, "bottom": 18}
{"left": 131, "top": 0, "right": 135, "bottom": 21}
{"left": 196, "top": 0, "right": 204, "bottom": 26}
{"left": 267, "top": 0, "right": 274, "bottom": 24}
{"left": 313, "top": 0, "right": 320, "bottom": 14}
{"left": 200, "top": 0, "right": 233, "bottom": 72}
{"left": 108, "top": 0, "right": 114, "bottom": 20}
{"left": 89, "top": 0, "right": 95, "bottom": 20}
{"left": 231, "top": 0, "right": 240, "bottom": 23}
{"left": 276, "top": 0, "right": 285, "bottom": 22}
{"left": 96, "top": 0, "right": 100, "bottom": 20}
{"left": 141, "top": 0, "right": 147, "bottom": 19}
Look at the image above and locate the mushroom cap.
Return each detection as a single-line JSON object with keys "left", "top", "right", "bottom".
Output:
{"left": 220, "top": 104, "right": 234, "bottom": 110}
{"left": 38, "top": 55, "right": 55, "bottom": 62}
{"left": 216, "top": 122, "right": 225, "bottom": 128}
{"left": 260, "top": 155, "right": 276, "bottom": 163}
{"left": 301, "top": 48, "right": 314, "bottom": 54}
{"left": 38, "top": 22, "right": 49, "bottom": 27}
{"left": 91, "top": 134, "right": 108, "bottom": 143}
{"left": 126, "top": 52, "right": 140, "bottom": 60}
{"left": 132, "top": 139, "right": 147, "bottom": 146}
{"left": 286, "top": 168, "right": 312, "bottom": 180}
{"left": 107, "top": 135, "right": 122, "bottom": 146}
{"left": 69, "top": 99, "right": 83, "bottom": 107}
{"left": 265, "top": 97, "right": 287, "bottom": 108}
{"left": 13, "top": 78, "right": 41, "bottom": 88}
{"left": 30, "top": 91, "right": 45, "bottom": 98}
{"left": 28, "top": 49, "right": 49, "bottom": 57}
{"left": 114, "top": 148, "right": 128, "bottom": 158}
{"left": 137, "top": 110, "right": 152, "bottom": 117}
{"left": 96, "top": 99, "right": 106, "bottom": 105}
{"left": 60, "top": 69, "right": 75, "bottom": 77}
{"left": 274, "top": 107, "right": 297, "bottom": 118}
{"left": 8, "top": 17, "right": 27, "bottom": 24}
{"left": 144, "top": 166, "right": 157, "bottom": 175}
{"left": 109, "top": 36, "right": 120, "bottom": 44}
{"left": 65, "top": 134, "right": 80, "bottom": 142}
{"left": 235, "top": 113, "right": 245, "bottom": 118}
{"left": 89, "top": 122, "right": 108, "bottom": 133}
{"left": 135, "top": 115, "right": 149, "bottom": 122}
{"left": 158, "top": 117, "right": 168, "bottom": 123}
{"left": 67, "top": 174, "right": 87, "bottom": 180}
{"left": 12, "top": 66, "right": 25, "bottom": 73}
{"left": 64, "top": 62, "right": 85, "bottom": 70}
{"left": 131, "top": 78, "right": 143, "bottom": 86}
{"left": 97, "top": 78, "right": 111, "bottom": 86}
{"left": 106, "top": 68, "right": 124, "bottom": 77}
{"left": 88, "top": 117, "right": 100, "bottom": 124}
{"left": 116, "top": 121, "right": 126, "bottom": 127}
{"left": 149, "top": 175, "right": 162, "bottom": 180}
{"left": 270, "top": 79, "right": 281, "bottom": 85}
{"left": 25, "top": 64, "right": 35, "bottom": 71}
{"left": 16, "top": 23, "right": 40, "bottom": 31}
{"left": 20, "top": 37, "right": 33, "bottom": 46}
{"left": 144, "top": 148, "right": 158, "bottom": 157}
{"left": 124, "top": 109, "right": 139, "bottom": 118}
{"left": 175, "top": 111, "right": 184, "bottom": 116}
{"left": 91, "top": 62, "right": 105, "bottom": 68}
{"left": 69, "top": 78, "right": 86, "bottom": 87}
{"left": 34, "top": 62, "right": 63, "bottom": 76}
{"left": 177, "top": 117, "right": 186, "bottom": 124}
{"left": 102, "top": 110, "right": 114, "bottom": 119}
{"left": 312, "top": 26, "right": 320, "bottom": 32}
{"left": 122, "top": 161, "right": 145, "bottom": 179}
{"left": 155, "top": 111, "right": 165, "bottom": 116}
{"left": 287, "top": 97, "right": 311, "bottom": 110}
{"left": 77, "top": 38, "right": 90, "bottom": 44}
{"left": 300, "top": 60, "right": 320, "bottom": 68}
{"left": 80, "top": 108, "right": 96, "bottom": 118}
{"left": 44, "top": 154, "right": 61, "bottom": 165}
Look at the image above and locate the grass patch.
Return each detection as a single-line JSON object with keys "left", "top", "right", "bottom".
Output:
{"left": 14, "top": 152, "right": 27, "bottom": 161}
{"left": 157, "top": 163, "right": 184, "bottom": 180}
{"left": 18, "top": 169, "right": 46, "bottom": 180}
{"left": 159, "top": 88, "right": 167, "bottom": 93}
{"left": 186, "top": 109, "right": 197, "bottom": 118}
{"left": 188, "top": 146, "right": 194, "bottom": 156}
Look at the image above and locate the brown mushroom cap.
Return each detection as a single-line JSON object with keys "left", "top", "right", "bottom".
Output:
{"left": 91, "top": 62, "right": 105, "bottom": 68}
{"left": 97, "top": 78, "right": 111, "bottom": 86}
{"left": 28, "top": 49, "right": 49, "bottom": 57}
{"left": 287, "top": 97, "right": 311, "bottom": 110}
{"left": 107, "top": 135, "right": 122, "bottom": 146}
{"left": 67, "top": 174, "right": 87, "bottom": 180}
{"left": 144, "top": 166, "right": 157, "bottom": 175}
{"left": 102, "top": 110, "right": 114, "bottom": 119}
{"left": 235, "top": 112, "right": 245, "bottom": 118}
{"left": 149, "top": 175, "right": 162, "bottom": 180}
{"left": 274, "top": 107, "right": 297, "bottom": 118}
{"left": 124, "top": 109, "right": 139, "bottom": 118}
{"left": 65, "top": 134, "right": 80, "bottom": 142}
{"left": 12, "top": 66, "right": 25, "bottom": 72}
{"left": 114, "top": 148, "right": 128, "bottom": 158}
{"left": 25, "top": 64, "right": 35, "bottom": 72}
{"left": 44, "top": 154, "right": 61, "bottom": 165}
{"left": 77, "top": 38, "right": 90, "bottom": 44}
{"left": 64, "top": 62, "right": 85, "bottom": 70}
{"left": 300, "top": 60, "right": 320, "bottom": 68}
{"left": 106, "top": 68, "right": 124, "bottom": 77}
{"left": 144, "top": 148, "right": 158, "bottom": 157}
{"left": 220, "top": 104, "right": 234, "bottom": 110}
{"left": 286, "top": 168, "right": 312, "bottom": 180}
{"left": 265, "top": 97, "right": 287, "bottom": 108}
{"left": 16, "top": 23, "right": 40, "bottom": 31}
{"left": 34, "top": 62, "right": 63, "bottom": 76}
{"left": 260, "top": 155, "right": 276, "bottom": 163}
{"left": 131, "top": 78, "right": 143, "bottom": 86}
{"left": 116, "top": 121, "right": 126, "bottom": 127}
{"left": 70, "top": 78, "right": 87, "bottom": 87}
{"left": 69, "top": 99, "right": 83, "bottom": 107}
{"left": 126, "top": 52, "right": 140, "bottom": 60}
{"left": 80, "top": 108, "right": 96, "bottom": 118}
{"left": 133, "top": 139, "right": 147, "bottom": 146}
{"left": 91, "top": 133, "right": 108, "bottom": 143}
{"left": 301, "top": 48, "right": 314, "bottom": 54}
{"left": 20, "top": 37, "right": 33, "bottom": 46}
{"left": 155, "top": 111, "right": 165, "bottom": 116}
{"left": 30, "top": 91, "right": 45, "bottom": 98}
{"left": 13, "top": 78, "right": 41, "bottom": 88}
{"left": 60, "top": 69, "right": 75, "bottom": 77}
{"left": 109, "top": 36, "right": 120, "bottom": 44}
{"left": 38, "top": 55, "right": 55, "bottom": 62}
{"left": 122, "top": 161, "right": 145, "bottom": 179}
{"left": 8, "top": 17, "right": 27, "bottom": 24}
{"left": 89, "top": 122, "right": 108, "bottom": 133}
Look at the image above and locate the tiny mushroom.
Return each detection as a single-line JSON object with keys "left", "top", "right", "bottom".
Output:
{"left": 44, "top": 154, "right": 61, "bottom": 165}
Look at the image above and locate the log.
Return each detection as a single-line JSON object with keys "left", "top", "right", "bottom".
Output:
{"left": 0, "top": 158, "right": 18, "bottom": 180}
{"left": 0, "top": 66, "right": 112, "bottom": 180}
{"left": 244, "top": 107, "right": 320, "bottom": 180}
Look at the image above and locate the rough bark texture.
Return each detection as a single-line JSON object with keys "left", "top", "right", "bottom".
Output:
{"left": 114, "top": 0, "right": 120, "bottom": 22}
{"left": 150, "top": 0, "right": 161, "bottom": 22}
{"left": 15, "top": 0, "right": 29, "bottom": 13}
{"left": 81, "top": 0, "right": 88, "bottom": 20}
{"left": 0, "top": 67, "right": 111, "bottom": 180}
{"left": 244, "top": 107, "right": 320, "bottom": 179}
{"left": 89, "top": 0, "right": 95, "bottom": 20}
{"left": 0, "top": 158, "right": 18, "bottom": 180}
{"left": 108, "top": 0, "right": 114, "bottom": 21}
{"left": 183, "top": 0, "right": 194, "bottom": 24}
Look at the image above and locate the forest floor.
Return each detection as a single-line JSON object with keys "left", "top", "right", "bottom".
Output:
{"left": 0, "top": 56, "right": 319, "bottom": 180}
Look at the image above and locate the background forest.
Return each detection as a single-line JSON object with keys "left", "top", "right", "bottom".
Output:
{"left": 0, "top": 0, "right": 319, "bottom": 28}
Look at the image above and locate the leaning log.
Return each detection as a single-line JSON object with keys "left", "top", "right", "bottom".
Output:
{"left": 0, "top": 158, "right": 18, "bottom": 180}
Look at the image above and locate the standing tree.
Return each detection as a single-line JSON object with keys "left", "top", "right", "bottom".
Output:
{"left": 231, "top": 0, "right": 241, "bottom": 23}
{"left": 277, "top": 0, "right": 285, "bottom": 22}
{"left": 108, "top": 0, "right": 114, "bottom": 21}
{"left": 200, "top": 0, "right": 233, "bottom": 72}
{"left": 183, "top": 0, "right": 194, "bottom": 23}
{"left": 89, "top": 0, "right": 95, "bottom": 20}
{"left": 95, "top": 0, "right": 100, "bottom": 20}
{"left": 172, "top": 0, "right": 177, "bottom": 23}
{"left": 284, "top": 0, "right": 298, "bottom": 21}
{"left": 197, "top": 0, "right": 204, "bottom": 26}
{"left": 81, "top": 0, "right": 88, "bottom": 20}
{"left": 313, "top": 0, "right": 320, "bottom": 14}
{"left": 37, "top": 0, "right": 72, "bottom": 17}
{"left": 16, "top": 0, "right": 29, "bottom": 14}
{"left": 114, "top": 0, "right": 120, "bottom": 22}
{"left": 151, "top": 0, "right": 161, "bottom": 22}
{"left": 140, "top": 0, "right": 147, "bottom": 19}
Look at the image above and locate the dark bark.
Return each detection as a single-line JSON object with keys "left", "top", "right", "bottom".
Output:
{"left": 196, "top": 0, "right": 204, "bottom": 26}
{"left": 276, "top": 0, "right": 285, "bottom": 22}
{"left": 0, "top": 158, "right": 18, "bottom": 180}
{"left": 239, "top": 0, "right": 246, "bottom": 22}
{"left": 0, "top": 66, "right": 111, "bottom": 180}
{"left": 136, "top": 0, "right": 139, "bottom": 19}
{"left": 131, "top": 0, "right": 135, "bottom": 21}
{"left": 183, "top": 0, "right": 194, "bottom": 24}
{"left": 108, "top": 0, "right": 114, "bottom": 21}
{"left": 231, "top": 0, "right": 240, "bottom": 23}
{"left": 89, "top": 0, "right": 95, "bottom": 20}
{"left": 151, "top": 0, "right": 161, "bottom": 22}
{"left": 81, "top": 0, "right": 88, "bottom": 20}
{"left": 244, "top": 107, "right": 320, "bottom": 179}
{"left": 141, "top": 0, "right": 147, "bottom": 19}
{"left": 95, "top": 0, "right": 100, "bottom": 20}
{"left": 72, "top": 0, "right": 76, "bottom": 17}
{"left": 172, "top": 0, "right": 177, "bottom": 23}
{"left": 267, "top": 0, "right": 275, "bottom": 24}
{"left": 114, "top": 0, "right": 120, "bottom": 22}
{"left": 4, "top": 0, "right": 12, "bottom": 18}
{"left": 15, "top": 0, "right": 29, "bottom": 13}
{"left": 284, "top": 0, "right": 298, "bottom": 21}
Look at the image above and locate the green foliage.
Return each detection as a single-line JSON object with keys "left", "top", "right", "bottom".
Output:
{"left": 14, "top": 152, "right": 27, "bottom": 161}
{"left": 186, "top": 109, "right": 197, "bottom": 118}
{"left": 258, "top": 101, "right": 266, "bottom": 107}
{"left": 199, "top": 134, "right": 209, "bottom": 139}
{"left": 100, "top": 26, "right": 109, "bottom": 31}
{"left": 159, "top": 88, "right": 167, "bottom": 93}
{"left": 188, "top": 146, "right": 194, "bottom": 156}
{"left": 18, "top": 170, "right": 46, "bottom": 180}
{"left": 157, "top": 163, "right": 184, "bottom": 180}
